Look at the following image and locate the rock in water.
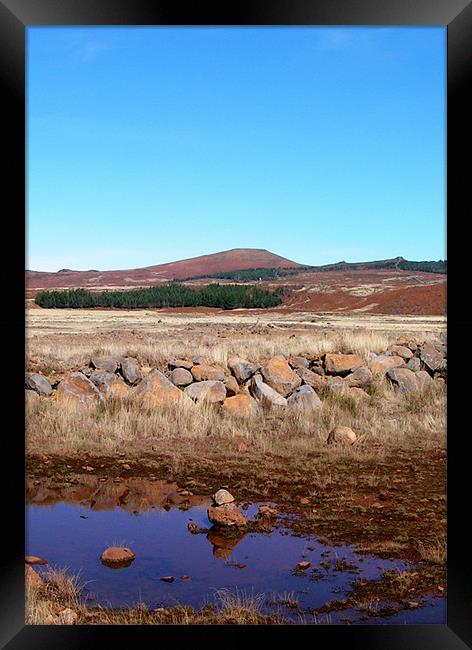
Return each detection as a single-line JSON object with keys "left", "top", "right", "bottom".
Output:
{"left": 208, "top": 502, "right": 247, "bottom": 527}
{"left": 100, "top": 546, "right": 136, "bottom": 567}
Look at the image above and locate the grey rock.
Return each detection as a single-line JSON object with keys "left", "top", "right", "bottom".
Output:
{"left": 25, "top": 373, "right": 52, "bottom": 396}
{"left": 120, "top": 357, "right": 142, "bottom": 386}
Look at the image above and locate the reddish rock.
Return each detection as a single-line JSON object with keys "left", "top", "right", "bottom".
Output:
{"left": 387, "top": 367, "right": 418, "bottom": 393}
{"left": 25, "top": 556, "right": 47, "bottom": 565}
{"left": 187, "top": 522, "right": 199, "bottom": 534}
{"left": 191, "top": 364, "right": 225, "bottom": 382}
{"left": 208, "top": 502, "right": 247, "bottom": 527}
{"left": 348, "top": 387, "right": 370, "bottom": 400}
{"left": 324, "top": 353, "right": 363, "bottom": 376}
{"left": 54, "top": 372, "right": 103, "bottom": 406}
{"left": 327, "top": 426, "right": 357, "bottom": 445}
{"left": 224, "top": 375, "right": 240, "bottom": 396}
{"left": 100, "top": 546, "right": 135, "bottom": 567}
{"left": 297, "top": 561, "right": 311, "bottom": 570}
{"left": 261, "top": 355, "right": 302, "bottom": 397}
{"left": 168, "top": 358, "right": 193, "bottom": 370}
{"left": 137, "top": 369, "right": 190, "bottom": 408}
{"left": 289, "top": 356, "right": 310, "bottom": 369}
{"left": 297, "top": 367, "right": 328, "bottom": 390}
{"left": 257, "top": 505, "right": 278, "bottom": 519}
{"left": 227, "top": 357, "right": 259, "bottom": 383}
{"left": 369, "top": 355, "right": 405, "bottom": 374}
{"left": 170, "top": 367, "right": 193, "bottom": 387}
{"left": 419, "top": 343, "right": 445, "bottom": 373}
{"left": 25, "top": 565, "right": 44, "bottom": 589}
{"left": 222, "top": 393, "right": 260, "bottom": 417}
{"left": 251, "top": 374, "right": 288, "bottom": 408}
{"left": 388, "top": 345, "right": 413, "bottom": 360}
{"left": 416, "top": 370, "right": 433, "bottom": 391}
{"left": 185, "top": 380, "right": 226, "bottom": 403}
{"left": 90, "top": 370, "right": 130, "bottom": 398}
{"left": 344, "top": 366, "right": 372, "bottom": 388}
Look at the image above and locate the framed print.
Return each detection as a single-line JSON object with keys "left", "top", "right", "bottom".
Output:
{"left": 1, "top": 0, "right": 470, "bottom": 647}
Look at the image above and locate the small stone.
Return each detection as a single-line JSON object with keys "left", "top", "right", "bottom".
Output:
{"left": 299, "top": 497, "right": 310, "bottom": 505}
{"left": 257, "top": 505, "right": 277, "bottom": 519}
{"left": 327, "top": 426, "right": 357, "bottom": 445}
{"left": 100, "top": 546, "right": 135, "bottom": 567}
{"left": 161, "top": 576, "right": 174, "bottom": 583}
{"left": 25, "top": 556, "right": 47, "bottom": 565}
{"left": 122, "top": 463, "right": 131, "bottom": 471}
{"left": 180, "top": 575, "right": 190, "bottom": 580}
{"left": 297, "top": 561, "right": 311, "bottom": 570}
{"left": 212, "top": 489, "right": 235, "bottom": 505}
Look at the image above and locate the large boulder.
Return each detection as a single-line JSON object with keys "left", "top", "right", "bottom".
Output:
{"left": 224, "top": 376, "right": 240, "bottom": 396}
{"left": 168, "top": 358, "right": 193, "bottom": 370}
{"left": 54, "top": 372, "right": 103, "bottom": 406}
{"left": 191, "top": 364, "right": 226, "bottom": 382}
{"left": 369, "top": 355, "right": 405, "bottom": 374}
{"left": 297, "top": 367, "right": 327, "bottom": 390}
{"left": 416, "top": 370, "right": 433, "bottom": 391}
{"left": 388, "top": 345, "right": 413, "bottom": 361}
{"left": 406, "top": 357, "right": 422, "bottom": 372}
{"left": 327, "top": 426, "right": 357, "bottom": 445}
{"left": 387, "top": 367, "right": 418, "bottom": 393}
{"left": 287, "top": 385, "right": 322, "bottom": 409}
{"left": 90, "top": 370, "right": 130, "bottom": 398}
{"left": 120, "top": 357, "right": 142, "bottom": 386}
{"left": 90, "top": 356, "right": 119, "bottom": 373}
{"left": 136, "top": 369, "right": 189, "bottom": 408}
{"left": 251, "top": 374, "right": 288, "bottom": 408}
{"left": 170, "top": 367, "right": 193, "bottom": 387}
{"left": 419, "top": 343, "right": 445, "bottom": 373}
{"left": 208, "top": 502, "right": 247, "bottom": 527}
{"left": 185, "top": 380, "right": 226, "bottom": 403}
{"left": 227, "top": 356, "right": 259, "bottom": 383}
{"left": 324, "top": 353, "right": 363, "bottom": 376}
{"left": 25, "top": 373, "right": 52, "bottom": 396}
{"left": 222, "top": 394, "right": 260, "bottom": 417}
{"left": 344, "top": 366, "right": 372, "bottom": 388}
{"left": 260, "top": 355, "right": 302, "bottom": 397}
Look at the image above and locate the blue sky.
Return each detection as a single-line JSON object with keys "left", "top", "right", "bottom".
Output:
{"left": 27, "top": 27, "right": 446, "bottom": 271}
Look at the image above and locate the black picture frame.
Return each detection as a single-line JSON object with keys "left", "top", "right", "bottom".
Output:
{"left": 2, "top": 0, "right": 469, "bottom": 647}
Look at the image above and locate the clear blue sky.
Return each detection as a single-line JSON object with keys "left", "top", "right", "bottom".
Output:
{"left": 27, "top": 26, "right": 446, "bottom": 272}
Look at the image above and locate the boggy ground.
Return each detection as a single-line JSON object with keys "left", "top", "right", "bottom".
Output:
{"left": 25, "top": 313, "right": 446, "bottom": 624}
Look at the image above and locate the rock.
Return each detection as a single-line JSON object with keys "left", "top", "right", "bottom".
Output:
{"left": 25, "top": 556, "right": 47, "bottom": 565}
{"left": 187, "top": 522, "right": 199, "bottom": 534}
{"left": 327, "top": 426, "right": 357, "bottom": 445}
{"left": 297, "top": 561, "right": 311, "bottom": 571}
{"left": 407, "top": 357, "right": 422, "bottom": 372}
{"left": 25, "top": 373, "right": 52, "bottom": 396}
{"left": 407, "top": 341, "right": 419, "bottom": 352}
{"left": 344, "top": 366, "right": 372, "bottom": 388}
{"left": 189, "top": 355, "right": 205, "bottom": 365}
{"left": 251, "top": 374, "right": 288, "bottom": 408}
{"left": 289, "top": 356, "right": 310, "bottom": 369}
{"left": 208, "top": 502, "right": 247, "bottom": 527}
{"left": 260, "top": 355, "right": 302, "bottom": 397}
{"left": 90, "top": 356, "right": 119, "bottom": 373}
{"left": 324, "top": 353, "right": 364, "bottom": 376}
{"left": 58, "top": 608, "right": 78, "bottom": 625}
{"left": 100, "top": 546, "right": 135, "bottom": 567}
{"left": 419, "top": 343, "right": 445, "bottom": 373}
{"left": 287, "top": 384, "right": 322, "bottom": 408}
{"left": 168, "top": 358, "right": 193, "bottom": 370}
{"left": 25, "top": 565, "right": 43, "bottom": 589}
{"left": 416, "top": 370, "right": 433, "bottom": 391}
{"left": 257, "top": 505, "right": 277, "bottom": 519}
{"left": 120, "top": 357, "right": 142, "bottom": 386}
{"left": 54, "top": 372, "right": 103, "bottom": 406}
{"left": 326, "top": 376, "right": 345, "bottom": 392}
{"left": 212, "top": 489, "right": 235, "bottom": 505}
{"left": 137, "top": 369, "right": 190, "bottom": 408}
{"left": 90, "top": 370, "right": 130, "bottom": 398}
{"left": 388, "top": 345, "right": 413, "bottom": 360}
{"left": 369, "top": 355, "right": 405, "bottom": 374}
{"left": 297, "top": 367, "right": 327, "bottom": 390}
{"left": 185, "top": 380, "right": 226, "bottom": 403}
{"left": 227, "top": 356, "right": 259, "bottom": 383}
{"left": 170, "top": 367, "right": 193, "bottom": 387}
{"left": 387, "top": 367, "right": 418, "bottom": 393}
{"left": 25, "top": 389, "right": 41, "bottom": 408}
{"left": 224, "top": 375, "right": 240, "bottom": 396}
{"left": 161, "top": 576, "right": 174, "bottom": 583}
{"left": 348, "top": 387, "right": 369, "bottom": 400}
{"left": 191, "top": 364, "right": 226, "bottom": 382}
{"left": 222, "top": 394, "right": 260, "bottom": 417}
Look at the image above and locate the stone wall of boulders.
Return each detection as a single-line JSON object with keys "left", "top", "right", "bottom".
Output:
{"left": 25, "top": 337, "right": 446, "bottom": 418}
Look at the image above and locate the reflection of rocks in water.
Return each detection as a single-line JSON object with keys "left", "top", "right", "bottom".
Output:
{"left": 207, "top": 529, "right": 246, "bottom": 560}
{"left": 26, "top": 476, "right": 211, "bottom": 513}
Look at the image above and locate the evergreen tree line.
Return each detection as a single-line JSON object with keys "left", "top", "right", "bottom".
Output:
{"left": 35, "top": 283, "right": 283, "bottom": 310}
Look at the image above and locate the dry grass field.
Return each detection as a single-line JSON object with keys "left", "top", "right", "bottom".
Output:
{"left": 25, "top": 307, "right": 447, "bottom": 624}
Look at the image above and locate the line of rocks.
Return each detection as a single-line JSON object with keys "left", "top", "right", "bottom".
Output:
{"left": 25, "top": 338, "right": 446, "bottom": 416}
